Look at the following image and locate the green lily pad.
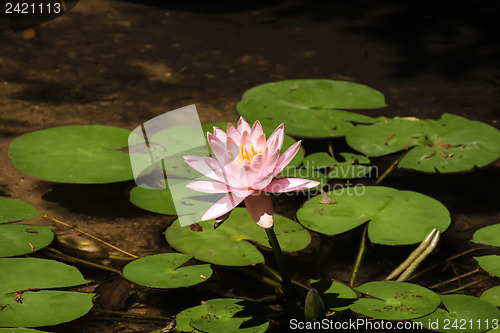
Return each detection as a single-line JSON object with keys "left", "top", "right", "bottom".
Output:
{"left": 297, "top": 186, "right": 450, "bottom": 245}
{"left": 0, "top": 225, "right": 54, "bottom": 258}
{"left": 176, "top": 298, "right": 268, "bottom": 333}
{"left": 123, "top": 253, "right": 212, "bottom": 288}
{"left": 236, "top": 79, "right": 386, "bottom": 138}
{"left": 475, "top": 255, "right": 500, "bottom": 277}
{"left": 414, "top": 294, "right": 500, "bottom": 333}
{"left": 303, "top": 152, "right": 372, "bottom": 179}
{"left": 0, "top": 258, "right": 92, "bottom": 327}
{"left": 8, "top": 125, "right": 135, "bottom": 183}
{"left": 473, "top": 224, "right": 500, "bottom": 247}
{"left": 165, "top": 208, "right": 311, "bottom": 266}
{"left": 129, "top": 185, "right": 177, "bottom": 215}
{"left": 350, "top": 281, "right": 440, "bottom": 320}
{"left": 0, "top": 198, "right": 41, "bottom": 224}
{"left": 481, "top": 286, "right": 500, "bottom": 308}
{"left": 310, "top": 280, "right": 358, "bottom": 312}
{"left": 346, "top": 114, "right": 500, "bottom": 173}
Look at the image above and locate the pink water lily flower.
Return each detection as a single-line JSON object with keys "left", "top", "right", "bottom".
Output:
{"left": 184, "top": 117, "right": 320, "bottom": 228}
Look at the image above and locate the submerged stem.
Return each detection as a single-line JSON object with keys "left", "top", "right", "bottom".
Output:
{"left": 265, "top": 227, "right": 294, "bottom": 302}
{"left": 350, "top": 224, "right": 368, "bottom": 287}
{"left": 41, "top": 247, "right": 124, "bottom": 277}
{"left": 375, "top": 154, "right": 404, "bottom": 185}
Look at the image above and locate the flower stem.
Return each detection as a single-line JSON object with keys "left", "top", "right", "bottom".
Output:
{"left": 265, "top": 227, "right": 294, "bottom": 302}
{"left": 350, "top": 224, "right": 368, "bottom": 287}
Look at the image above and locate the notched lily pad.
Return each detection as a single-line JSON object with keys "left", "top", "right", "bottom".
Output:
{"left": 236, "top": 79, "right": 386, "bottom": 138}
{"left": 8, "top": 125, "right": 135, "bottom": 183}
{"left": 350, "top": 281, "right": 440, "bottom": 320}
{"left": 473, "top": 224, "right": 500, "bottom": 248}
{"left": 297, "top": 186, "right": 451, "bottom": 245}
{"left": 310, "top": 280, "right": 358, "bottom": 312}
{"left": 165, "top": 208, "right": 311, "bottom": 266}
{"left": 346, "top": 114, "right": 500, "bottom": 173}
{"left": 475, "top": 255, "right": 500, "bottom": 277}
{"left": 0, "top": 198, "right": 41, "bottom": 224}
{"left": 175, "top": 298, "right": 269, "bottom": 333}
{"left": 0, "top": 225, "right": 54, "bottom": 258}
{"left": 0, "top": 258, "right": 93, "bottom": 327}
{"left": 123, "top": 253, "right": 212, "bottom": 288}
{"left": 414, "top": 294, "right": 500, "bottom": 333}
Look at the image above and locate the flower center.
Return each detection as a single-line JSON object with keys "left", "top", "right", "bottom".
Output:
{"left": 238, "top": 144, "right": 261, "bottom": 165}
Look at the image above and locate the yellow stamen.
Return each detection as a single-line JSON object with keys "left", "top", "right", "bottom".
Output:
{"left": 238, "top": 143, "right": 261, "bottom": 165}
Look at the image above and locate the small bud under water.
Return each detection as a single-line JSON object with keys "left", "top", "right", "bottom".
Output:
{"left": 56, "top": 235, "right": 108, "bottom": 259}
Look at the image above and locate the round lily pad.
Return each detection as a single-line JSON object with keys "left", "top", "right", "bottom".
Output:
{"left": 123, "top": 253, "right": 212, "bottom": 288}
{"left": 176, "top": 298, "right": 269, "bottom": 333}
{"left": 414, "top": 294, "right": 500, "bottom": 333}
{"left": 310, "top": 280, "right": 358, "bottom": 312}
{"left": 349, "top": 281, "right": 440, "bottom": 320}
{"left": 165, "top": 208, "right": 311, "bottom": 266}
{"left": 473, "top": 224, "right": 500, "bottom": 247}
{"left": 481, "top": 286, "right": 500, "bottom": 308}
{"left": 0, "top": 198, "right": 41, "bottom": 224}
{"left": 129, "top": 185, "right": 177, "bottom": 215}
{"left": 8, "top": 125, "right": 135, "bottom": 183}
{"left": 0, "top": 258, "right": 92, "bottom": 327}
{"left": 0, "top": 225, "right": 54, "bottom": 258}
{"left": 475, "top": 255, "right": 500, "bottom": 277}
{"left": 297, "top": 186, "right": 451, "bottom": 245}
{"left": 345, "top": 114, "right": 500, "bottom": 173}
{"left": 236, "top": 79, "right": 386, "bottom": 138}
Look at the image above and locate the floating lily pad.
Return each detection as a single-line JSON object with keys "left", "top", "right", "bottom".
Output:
{"left": 165, "top": 208, "right": 311, "bottom": 266}
{"left": 129, "top": 185, "right": 177, "bottom": 215}
{"left": 0, "top": 225, "right": 54, "bottom": 258}
{"left": 123, "top": 253, "right": 212, "bottom": 288}
{"left": 0, "top": 258, "right": 92, "bottom": 327}
{"left": 414, "top": 294, "right": 500, "bottom": 333}
{"left": 176, "top": 298, "right": 269, "bottom": 333}
{"left": 297, "top": 186, "right": 450, "bottom": 245}
{"left": 0, "top": 198, "right": 41, "bottom": 224}
{"left": 345, "top": 114, "right": 500, "bottom": 173}
{"left": 350, "top": 281, "right": 440, "bottom": 320}
{"left": 303, "top": 152, "right": 372, "bottom": 179}
{"left": 310, "top": 280, "right": 358, "bottom": 312}
{"left": 473, "top": 224, "right": 500, "bottom": 247}
{"left": 236, "top": 79, "right": 386, "bottom": 138}
{"left": 475, "top": 255, "right": 500, "bottom": 277}
{"left": 481, "top": 286, "right": 500, "bottom": 308}
{"left": 8, "top": 126, "right": 135, "bottom": 183}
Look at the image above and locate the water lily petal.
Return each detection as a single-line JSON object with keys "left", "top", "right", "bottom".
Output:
{"left": 266, "top": 123, "right": 285, "bottom": 152}
{"left": 186, "top": 180, "right": 230, "bottom": 193}
{"left": 264, "top": 178, "right": 320, "bottom": 193}
{"left": 244, "top": 191, "right": 274, "bottom": 228}
{"left": 212, "top": 126, "right": 227, "bottom": 142}
{"left": 201, "top": 192, "right": 246, "bottom": 221}
{"left": 183, "top": 155, "right": 221, "bottom": 181}
{"left": 237, "top": 116, "right": 252, "bottom": 134}
{"left": 226, "top": 123, "right": 241, "bottom": 143}
{"left": 250, "top": 120, "right": 264, "bottom": 144}
{"left": 274, "top": 140, "right": 302, "bottom": 176}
